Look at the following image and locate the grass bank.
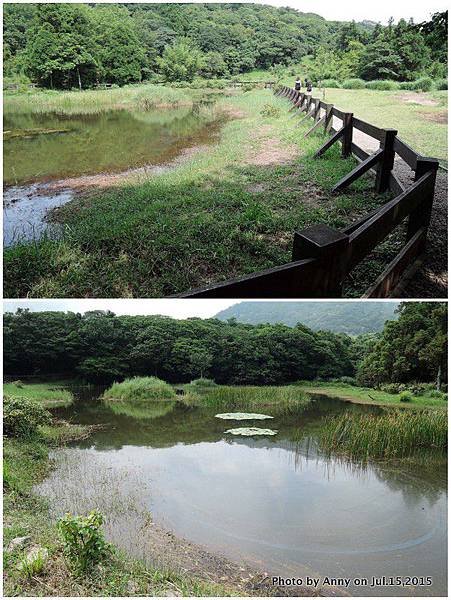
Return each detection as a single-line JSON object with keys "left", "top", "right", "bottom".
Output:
{"left": 300, "top": 382, "right": 448, "bottom": 409}
{"left": 319, "top": 409, "right": 447, "bottom": 459}
{"left": 3, "top": 419, "right": 234, "bottom": 596}
{"left": 184, "top": 384, "right": 312, "bottom": 416}
{"left": 320, "top": 88, "right": 448, "bottom": 161}
{"left": 4, "top": 381, "right": 74, "bottom": 408}
{"left": 3, "top": 83, "right": 196, "bottom": 115}
{"left": 5, "top": 87, "right": 392, "bottom": 298}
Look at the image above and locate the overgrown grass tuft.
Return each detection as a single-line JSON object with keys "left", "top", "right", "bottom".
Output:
{"left": 320, "top": 409, "right": 447, "bottom": 459}
{"left": 103, "top": 376, "right": 176, "bottom": 402}
{"left": 4, "top": 381, "right": 74, "bottom": 408}
{"left": 197, "top": 385, "right": 311, "bottom": 416}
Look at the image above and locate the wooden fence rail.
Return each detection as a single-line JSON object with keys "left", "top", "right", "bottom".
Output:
{"left": 175, "top": 85, "right": 439, "bottom": 298}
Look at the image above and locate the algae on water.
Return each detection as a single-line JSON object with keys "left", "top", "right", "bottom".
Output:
{"left": 215, "top": 412, "right": 273, "bottom": 420}
{"left": 224, "top": 427, "right": 278, "bottom": 436}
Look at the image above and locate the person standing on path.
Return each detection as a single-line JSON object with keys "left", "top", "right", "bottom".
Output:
{"left": 295, "top": 77, "right": 301, "bottom": 91}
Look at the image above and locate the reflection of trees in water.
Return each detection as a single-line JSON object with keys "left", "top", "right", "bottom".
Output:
{"left": 371, "top": 459, "right": 447, "bottom": 508}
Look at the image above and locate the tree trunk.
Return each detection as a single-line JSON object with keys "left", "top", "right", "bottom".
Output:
{"left": 77, "top": 66, "right": 82, "bottom": 91}
{"left": 436, "top": 364, "right": 442, "bottom": 391}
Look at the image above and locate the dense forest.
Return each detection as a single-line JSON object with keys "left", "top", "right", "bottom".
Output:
{"left": 3, "top": 3, "right": 447, "bottom": 88}
{"left": 3, "top": 303, "right": 446, "bottom": 386}
{"left": 215, "top": 302, "right": 398, "bottom": 334}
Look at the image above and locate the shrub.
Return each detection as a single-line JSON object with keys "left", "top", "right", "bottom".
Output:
{"left": 399, "top": 391, "right": 413, "bottom": 403}
{"left": 321, "top": 79, "right": 341, "bottom": 88}
{"left": 337, "top": 376, "right": 356, "bottom": 386}
{"left": 364, "top": 80, "right": 400, "bottom": 91}
{"left": 103, "top": 376, "right": 176, "bottom": 402}
{"left": 414, "top": 76, "right": 433, "bottom": 91}
{"left": 436, "top": 79, "right": 448, "bottom": 90}
{"left": 399, "top": 81, "right": 415, "bottom": 90}
{"left": 430, "top": 390, "right": 447, "bottom": 400}
{"left": 380, "top": 383, "right": 402, "bottom": 395}
{"left": 190, "top": 378, "right": 217, "bottom": 387}
{"left": 342, "top": 78, "right": 365, "bottom": 89}
{"left": 58, "top": 510, "right": 110, "bottom": 574}
{"left": 3, "top": 395, "right": 51, "bottom": 439}
{"left": 260, "top": 103, "right": 281, "bottom": 117}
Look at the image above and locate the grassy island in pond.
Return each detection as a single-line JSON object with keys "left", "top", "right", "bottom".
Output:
{"left": 103, "top": 376, "right": 176, "bottom": 402}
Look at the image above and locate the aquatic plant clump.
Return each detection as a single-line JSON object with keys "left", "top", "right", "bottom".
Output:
{"left": 215, "top": 412, "right": 273, "bottom": 420}
{"left": 103, "top": 376, "right": 176, "bottom": 402}
{"left": 320, "top": 409, "right": 447, "bottom": 459}
{"left": 202, "top": 386, "right": 311, "bottom": 416}
{"left": 225, "top": 427, "right": 278, "bottom": 436}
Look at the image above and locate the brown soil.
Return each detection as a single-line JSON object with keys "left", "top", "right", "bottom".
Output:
{"left": 138, "top": 520, "right": 345, "bottom": 597}
{"left": 41, "top": 145, "right": 209, "bottom": 194}
{"left": 246, "top": 125, "right": 298, "bottom": 166}
{"left": 396, "top": 92, "right": 440, "bottom": 106}
{"left": 418, "top": 110, "right": 448, "bottom": 124}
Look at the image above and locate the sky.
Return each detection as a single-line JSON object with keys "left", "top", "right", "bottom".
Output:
{"left": 264, "top": 0, "right": 446, "bottom": 24}
{"left": 2, "top": 299, "right": 237, "bottom": 319}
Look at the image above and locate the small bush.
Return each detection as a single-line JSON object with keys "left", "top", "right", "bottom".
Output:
{"left": 190, "top": 378, "right": 217, "bottom": 387}
{"left": 260, "top": 103, "right": 280, "bottom": 117}
{"left": 3, "top": 395, "right": 51, "bottom": 439}
{"left": 380, "top": 383, "right": 402, "bottom": 395}
{"left": 18, "top": 548, "right": 48, "bottom": 578}
{"left": 321, "top": 79, "right": 341, "bottom": 88}
{"left": 58, "top": 510, "right": 110, "bottom": 574}
{"left": 399, "top": 81, "right": 415, "bottom": 90}
{"left": 103, "top": 376, "right": 176, "bottom": 402}
{"left": 365, "top": 80, "right": 400, "bottom": 90}
{"left": 414, "top": 76, "right": 433, "bottom": 91}
{"left": 436, "top": 79, "right": 448, "bottom": 90}
{"left": 399, "top": 391, "right": 413, "bottom": 403}
{"left": 338, "top": 376, "right": 356, "bottom": 386}
{"left": 342, "top": 78, "right": 365, "bottom": 89}
{"left": 430, "top": 389, "right": 447, "bottom": 400}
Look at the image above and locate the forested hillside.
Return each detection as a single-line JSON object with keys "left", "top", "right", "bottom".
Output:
{"left": 4, "top": 3, "right": 447, "bottom": 88}
{"left": 215, "top": 302, "right": 398, "bottom": 334}
{"left": 3, "top": 303, "right": 446, "bottom": 386}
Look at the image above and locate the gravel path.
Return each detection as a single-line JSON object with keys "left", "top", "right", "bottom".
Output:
{"left": 332, "top": 117, "right": 448, "bottom": 298}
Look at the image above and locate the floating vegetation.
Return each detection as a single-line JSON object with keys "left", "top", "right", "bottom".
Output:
{"left": 225, "top": 427, "right": 278, "bottom": 436}
{"left": 215, "top": 412, "right": 273, "bottom": 420}
{"left": 320, "top": 409, "right": 447, "bottom": 459}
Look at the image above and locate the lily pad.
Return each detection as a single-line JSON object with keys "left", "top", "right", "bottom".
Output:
{"left": 225, "top": 427, "right": 278, "bottom": 436}
{"left": 215, "top": 412, "right": 273, "bottom": 420}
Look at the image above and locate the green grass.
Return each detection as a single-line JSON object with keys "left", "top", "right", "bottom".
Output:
{"left": 3, "top": 422, "right": 235, "bottom": 597}
{"left": 299, "top": 382, "right": 448, "bottom": 409}
{"left": 5, "top": 87, "right": 391, "bottom": 298}
{"left": 4, "top": 381, "right": 74, "bottom": 408}
{"left": 103, "top": 376, "right": 176, "bottom": 402}
{"left": 3, "top": 83, "right": 195, "bottom": 115}
{"left": 107, "top": 400, "right": 177, "bottom": 420}
{"left": 320, "top": 409, "right": 447, "bottom": 459}
{"left": 312, "top": 88, "right": 447, "bottom": 161}
{"left": 187, "top": 384, "right": 312, "bottom": 416}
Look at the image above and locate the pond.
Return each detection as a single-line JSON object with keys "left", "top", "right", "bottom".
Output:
{"left": 3, "top": 103, "right": 225, "bottom": 246}
{"left": 36, "top": 389, "right": 447, "bottom": 597}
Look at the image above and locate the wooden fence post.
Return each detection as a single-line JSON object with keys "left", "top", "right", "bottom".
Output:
{"left": 375, "top": 129, "right": 397, "bottom": 193}
{"left": 342, "top": 113, "right": 353, "bottom": 158}
{"left": 324, "top": 104, "right": 333, "bottom": 132}
{"left": 406, "top": 157, "right": 439, "bottom": 244}
{"left": 292, "top": 224, "right": 349, "bottom": 296}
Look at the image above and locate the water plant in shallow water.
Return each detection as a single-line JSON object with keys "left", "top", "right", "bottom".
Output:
{"left": 225, "top": 427, "right": 278, "bottom": 436}
{"left": 215, "top": 412, "right": 273, "bottom": 420}
{"left": 319, "top": 409, "right": 447, "bottom": 459}
{"left": 103, "top": 376, "right": 176, "bottom": 402}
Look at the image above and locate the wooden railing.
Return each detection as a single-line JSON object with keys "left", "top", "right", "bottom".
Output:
{"left": 175, "top": 85, "right": 439, "bottom": 298}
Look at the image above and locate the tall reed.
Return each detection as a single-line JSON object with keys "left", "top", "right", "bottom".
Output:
{"left": 320, "top": 409, "right": 447, "bottom": 459}
{"left": 199, "top": 385, "right": 311, "bottom": 416}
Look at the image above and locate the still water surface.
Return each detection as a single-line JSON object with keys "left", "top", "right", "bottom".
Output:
{"left": 3, "top": 104, "right": 223, "bottom": 245}
{"left": 36, "top": 390, "right": 447, "bottom": 596}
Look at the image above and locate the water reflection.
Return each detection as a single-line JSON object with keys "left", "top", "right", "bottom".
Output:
{"left": 37, "top": 391, "right": 447, "bottom": 596}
